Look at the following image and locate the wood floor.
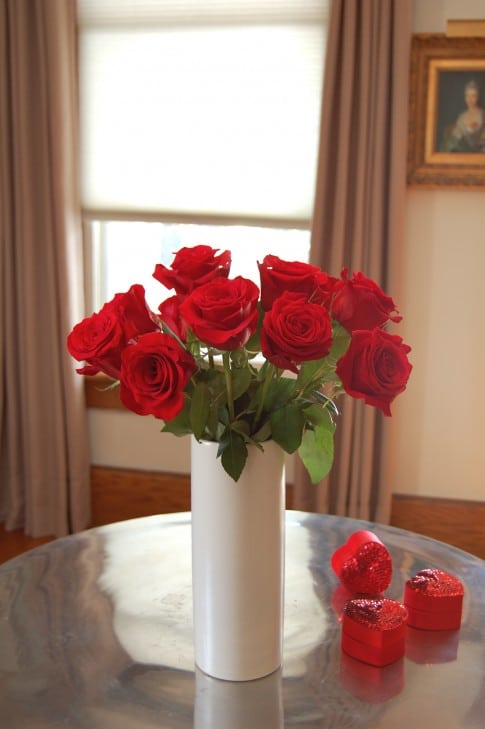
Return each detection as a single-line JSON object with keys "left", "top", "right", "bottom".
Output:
{"left": 1, "top": 468, "right": 484, "bottom": 563}
{"left": 0, "top": 524, "right": 54, "bottom": 564}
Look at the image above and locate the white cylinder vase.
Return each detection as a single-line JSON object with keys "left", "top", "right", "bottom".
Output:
{"left": 191, "top": 437, "right": 286, "bottom": 682}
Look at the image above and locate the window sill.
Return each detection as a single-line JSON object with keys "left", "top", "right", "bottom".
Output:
{"left": 85, "top": 375, "right": 125, "bottom": 410}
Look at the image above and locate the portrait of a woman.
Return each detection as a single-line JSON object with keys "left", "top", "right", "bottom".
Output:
{"left": 441, "top": 79, "right": 485, "bottom": 153}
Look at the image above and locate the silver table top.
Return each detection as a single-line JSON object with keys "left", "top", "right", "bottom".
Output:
{"left": 0, "top": 511, "right": 483, "bottom": 728}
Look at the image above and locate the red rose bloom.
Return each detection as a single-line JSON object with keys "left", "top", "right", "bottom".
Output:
{"left": 180, "top": 276, "right": 259, "bottom": 351}
{"left": 331, "top": 269, "right": 402, "bottom": 333}
{"left": 336, "top": 328, "right": 412, "bottom": 416}
{"left": 311, "top": 270, "right": 340, "bottom": 307}
{"left": 159, "top": 295, "right": 187, "bottom": 342}
{"left": 258, "top": 254, "right": 322, "bottom": 311}
{"left": 67, "top": 308, "right": 125, "bottom": 379}
{"left": 261, "top": 292, "right": 333, "bottom": 373}
{"left": 153, "top": 245, "right": 231, "bottom": 296}
{"left": 120, "top": 332, "right": 196, "bottom": 420}
{"left": 110, "top": 284, "right": 159, "bottom": 342}
{"left": 66, "top": 284, "right": 158, "bottom": 379}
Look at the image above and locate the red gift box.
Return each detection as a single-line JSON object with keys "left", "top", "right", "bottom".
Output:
{"left": 404, "top": 569, "right": 464, "bottom": 631}
{"left": 331, "top": 530, "right": 392, "bottom": 594}
{"left": 341, "top": 597, "right": 408, "bottom": 667}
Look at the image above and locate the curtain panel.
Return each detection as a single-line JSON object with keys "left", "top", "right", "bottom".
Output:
{"left": 0, "top": 0, "right": 90, "bottom": 536}
{"left": 294, "top": 0, "right": 413, "bottom": 522}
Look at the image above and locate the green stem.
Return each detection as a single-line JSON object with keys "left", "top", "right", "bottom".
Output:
{"left": 222, "top": 351, "right": 235, "bottom": 421}
{"left": 254, "top": 363, "right": 274, "bottom": 426}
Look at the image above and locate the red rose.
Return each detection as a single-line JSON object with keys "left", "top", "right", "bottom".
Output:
{"left": 159, "top": 295, "right": 187, "bottom": 342}
{"left": 261, "top": 292, "right": 333, "bottom": 373}
{"left": 331, "top": 269, "right": 402, "bottom": 333}
{"left": 312, "top": 270, "right": 340, "bottom": 307}
{"left": 336, "top": 328, "right": 412, "bottom": 416}
{"left": 119, "top": 332, "right": 196, "bottom": 420}
{"left": 180, "top": 276, "right": 259, "bottom": 350}
{"left": 66, "top": 284, "right": 158, "bottom": 379}
{"left": 67, "top": 308, "right": 125, "bottom": 379}
{"left": 258, "top": 254, "right": 322, "bottom": 310}
{"left": 153, "top": 245, "right": 231, "bottom": 296}
{"left": 110, "top": 284, "right": 159, "bottom": 342}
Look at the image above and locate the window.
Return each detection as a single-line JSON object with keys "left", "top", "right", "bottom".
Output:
{"left": 78, "top": 0, "right": 328, "bottom": 311}
{"left": 86, "top": 220, "right": 311, "bottom": 311}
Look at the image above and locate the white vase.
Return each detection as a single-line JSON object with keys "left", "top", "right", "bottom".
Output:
{"left": 191, "top": 437, "right": 286, "bottom": 681}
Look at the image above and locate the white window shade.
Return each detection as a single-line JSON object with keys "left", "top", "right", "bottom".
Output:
{"left": 78, "top": 0, "right": 328, "bottom": 225}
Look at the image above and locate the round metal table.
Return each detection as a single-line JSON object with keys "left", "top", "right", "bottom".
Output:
{"left": 0, "top": 511, "right": 483, "bottom": 727}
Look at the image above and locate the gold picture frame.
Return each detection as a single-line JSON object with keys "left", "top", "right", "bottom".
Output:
{"left": 407, "top": 34, "right": 485, "bottom": 188}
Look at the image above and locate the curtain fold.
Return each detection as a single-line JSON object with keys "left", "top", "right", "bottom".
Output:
{"left": 293, "top": 0, "right": 412, "bottom": 522}
{"left": 0, "top": 0, "right": 90, "bottom": 536}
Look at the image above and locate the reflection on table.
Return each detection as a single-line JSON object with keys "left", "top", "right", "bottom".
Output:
{"left": 0, "top": 511, "right": 484, "bottom": 728}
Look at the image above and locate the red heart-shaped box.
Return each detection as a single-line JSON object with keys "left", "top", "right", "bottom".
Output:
{"left": 341, "top": 597, "right": 408, "bottom": 667}
{"left": 331, "top": 530, "right": 392, "bottom": 594}
{"left": 404, "top": 568, "right": 464, "bottom": 631}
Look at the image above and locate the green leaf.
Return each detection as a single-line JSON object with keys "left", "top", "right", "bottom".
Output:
{"left": 264, "top": 377, "right": 296, "bottom": 410}
{"left": 303, "top": 402, "right": 335, "bottom": 426}
{"left": 220, "top": 432, "right": 248, "bottom": 481}
{"left": 270, "top": 403, "right": 305, "bottom": 454}
{"left": 296, "top": 358, "right": 327, "bottom": 389}
{"left": 329, "top": 329, "right": 350, "bottom": 361}
{"left": 190, "top": 382, "right": 211, "bottom": 440}
{"left": 161, "top": 400, "right": 192, "bottom": 436}
{"left": 298, "top": 410, "right": 336, "bottom": 483}
{"left": 231, "top": 367, "right": 252, "bottom": 400}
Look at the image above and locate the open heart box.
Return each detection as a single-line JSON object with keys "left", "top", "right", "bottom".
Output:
{"left": 331, "top": 529, "right": 392, "bottom": 595}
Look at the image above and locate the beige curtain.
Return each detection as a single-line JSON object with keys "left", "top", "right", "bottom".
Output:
{"left": 0, "top": 0, "right": 90, "bottom": 536}
{"left": 293, "top": 0, "right": 412, "bottom": 522}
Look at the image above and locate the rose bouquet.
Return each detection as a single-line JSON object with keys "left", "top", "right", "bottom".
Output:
{"left": 67, "top": 246, "right": 412, "bottom": 482}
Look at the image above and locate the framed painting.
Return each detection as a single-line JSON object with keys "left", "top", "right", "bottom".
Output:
{"left": 407, "top": 34, "right": 485, "bottom": 188}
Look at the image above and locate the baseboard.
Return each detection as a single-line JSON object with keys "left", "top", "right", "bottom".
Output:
{"left": 91, "top": 467, "right": 485, "bottom": 559}
{"left": 91, "top": 466, "right": 294, "bottom": 527}
{"left": 390, "top": 493, "right": 485, "bottom": 560}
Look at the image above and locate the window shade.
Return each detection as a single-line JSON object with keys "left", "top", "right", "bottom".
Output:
{"left": 78, "top": 0, "right": 328, "bottom": 224}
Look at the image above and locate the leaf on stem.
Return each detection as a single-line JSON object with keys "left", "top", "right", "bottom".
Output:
{"left": 231, "top": 367, "right": 252, "bottom": 400}
{"left": 298, "top": 408, "right": 336, "bottom": 483}
{"left": 270, "top": 403, "right": 305, "bottom": 453}
{"left": 161, "top": 401, "right": 192, "bottom": 436}
{"left": 264, "top": 377, "right": 296, "bottom": 410}
{"left": 219, "top": 431, "right": 248, "bottom": 481}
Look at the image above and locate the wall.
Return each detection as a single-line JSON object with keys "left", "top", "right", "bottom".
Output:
{"left": 390, "top": 0, "right": 485, "bottom": 500}
{"left": 89, "top": 0, "right": 485, "bottom": 501}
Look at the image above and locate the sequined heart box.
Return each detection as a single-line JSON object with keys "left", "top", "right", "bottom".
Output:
{"left": 331, "top": 530, "right": 392, "bottom": 594}
{"left": 341, "top": 597, "right": 408, "bottom": 667}
{"left": 404, "top": 568, "right": 464, "bottom": 630}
